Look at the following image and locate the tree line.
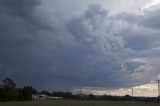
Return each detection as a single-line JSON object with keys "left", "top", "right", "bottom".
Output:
{"left": 0, "top": 78, "right": 37, "bottom": 101}
{"left": 0, "top": 78, "right": 158, "bottom": 102}
{"left": 38, "top": 90, "right": 157, "bottom": 102}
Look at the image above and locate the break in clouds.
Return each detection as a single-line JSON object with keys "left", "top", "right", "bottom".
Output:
{"left": 0, "top": 0, "right": 160, "bottom": 91}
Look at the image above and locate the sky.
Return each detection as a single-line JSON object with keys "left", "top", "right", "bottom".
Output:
{"left": 1, "top": 0, "right": 160, "bottom": 96}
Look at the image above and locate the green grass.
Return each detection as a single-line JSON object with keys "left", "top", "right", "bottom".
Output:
{"left": 0, "top": 100, "right": 160, "bottom": 106}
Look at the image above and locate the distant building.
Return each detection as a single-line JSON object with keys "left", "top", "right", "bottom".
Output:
{"left": 49, "top": 97, "right": 64, "bottom": 99}
{"left": 32, "top": 94, "right": 63, "bottom": 100}
{"left": 32, "top": 94, "right": 49, "bottom": 99}
{"left": 32, "top": 94, "right": 40, "bottom": 99}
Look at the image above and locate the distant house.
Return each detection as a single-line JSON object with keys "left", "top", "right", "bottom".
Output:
{"left": 32, "top": 94, "right": 40, "bottom": 99}
{"left": 32, "top": 94, "right": 48, "bottom": 99}
{"left": 32, "top": 94, "right": 63, "bottom": 100}
{"left": 48, "top": 96, "right": 64, "bottom": 99}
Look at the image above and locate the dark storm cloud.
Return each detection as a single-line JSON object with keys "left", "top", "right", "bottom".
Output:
{"left": 0, "top": 0, "right": 53, "bottom": 87}
{"left": 1, "top": 0, "right": 160, "bottom": 91}
{"left": 0, "top": 0, "right": 39, "bottom": 16}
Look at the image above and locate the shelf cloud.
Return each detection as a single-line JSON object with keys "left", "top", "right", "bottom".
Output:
{"left": 0, "top": 0, "right": 160, "bottom": 94}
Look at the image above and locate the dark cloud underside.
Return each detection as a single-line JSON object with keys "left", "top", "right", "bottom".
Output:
{"left": 0, "top": 0, "right": 160, "bottom": 91}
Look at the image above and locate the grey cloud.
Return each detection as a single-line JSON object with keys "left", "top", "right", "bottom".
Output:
{"left": 116, "top": 7, "right": 160, "bottom": 30}
{"left": 1, "top": 0, "right": 160, "bottom": 91}
{"left": 0, "top": 2, "right": 127, "bottom": 90}
{"left": 0, "top": 0, "right": 40, "bottom": 15}
{"left": 108, "top": 11, "right": 160, "bottom": 51}
{"left": 68, "top": 4, "right": 124, "bottom": 53}
{"left": 141, "top": 8, "right": 160, "bottom": 29}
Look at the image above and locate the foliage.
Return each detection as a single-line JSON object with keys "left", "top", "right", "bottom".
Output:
{"left": 0, "top": 78, "right": 37, "bottom": 101}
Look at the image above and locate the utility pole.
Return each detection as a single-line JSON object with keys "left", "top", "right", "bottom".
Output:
{"left": 131, "top": 88, "right": 133, "bottom": 97}
{"left": 157, "top": 80, "right": 160, "bottom": 102}
{"left": 131, "top": 88, "right": 134, "bottom": 101}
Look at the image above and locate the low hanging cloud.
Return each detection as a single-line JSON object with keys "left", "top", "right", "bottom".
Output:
{"left": 0, "top": 0, "right": 160, "bottom": 91}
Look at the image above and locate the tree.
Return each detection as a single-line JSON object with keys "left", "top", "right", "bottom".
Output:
{"left": 16, "top": 88, "right": 24, "bottom": 101}
{"left": 22, "top": 86, "right": 35, "bottom": 101}
{"left": 40, "top": 90, "right": 50, "bottom": 95}
{"left": 2, "top": 78, "right": 16, "bottom": 88}
{"left": 88, "top": 94, "right": 96, "bottom": 100}
{"left": 0, "top": 78, "right": 38, "bottom": 101}
{"left": 123, "top": 95, "right": 132, "bottom": 101}
{"left": 0, "top": 78, "right": 17, "bottom": 101}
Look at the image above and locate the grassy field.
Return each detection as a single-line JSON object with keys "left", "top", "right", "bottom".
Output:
{"left": 0, "top": 100, "right": 160, "bottom": 106}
